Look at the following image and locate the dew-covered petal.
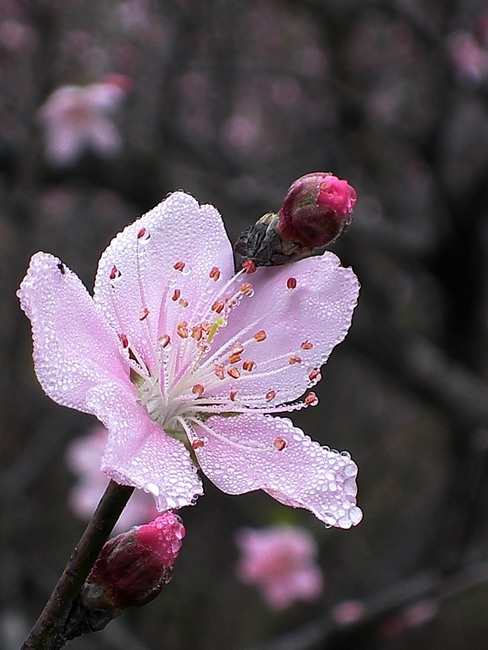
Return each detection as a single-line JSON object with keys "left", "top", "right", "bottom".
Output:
{"left": 17, "top": 252, "right": 129, "bottom": 412}
{"left": 86, "top": 383, "right": 203, "bottom": 511}
{"left": 204, "top": 252, "right": 359, "bottom": 407}
{"left": 93, "top": 192, "right": 234, "bottom": 368}
{"left": 194, "top": 414, "right": 362, "bottom": 529}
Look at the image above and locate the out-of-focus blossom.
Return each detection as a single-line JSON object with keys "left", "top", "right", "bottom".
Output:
{"left": 66, "top": 426, "right": 158, "bottom": 531}
{"left": 401, "top": 598, "right": 439, "bottom": 628}
{"left": 235, "top": 525, "right": 323, "bottom": 609}
{"left": 448, "top": 31, "right": 488, "bottom": 82}
{"left": 330, "top": 599, "right": 366, "bottom": 625}
{"left": 18, "top": 190, "right": 362, "bottom": 529}
{"left": 81, "top": 512, "right": 185, "bottom": 616}
{"left": 37, "top": 75, "right": 131, "bottom": 165}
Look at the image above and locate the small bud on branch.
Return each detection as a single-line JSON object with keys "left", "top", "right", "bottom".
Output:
{"left": 233, "top": 172, "right": 356, "bottom": 270}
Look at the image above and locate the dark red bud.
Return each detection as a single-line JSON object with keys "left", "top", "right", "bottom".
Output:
{"left": 81, "top": 512, "right": 185, "bottom": 615}
{"left": 277, "top": 172, "right": 356, "bottom": 248}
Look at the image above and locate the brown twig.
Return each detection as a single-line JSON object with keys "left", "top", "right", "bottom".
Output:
{"left": 21, "top": 480, "right": 134, "bottom": 650}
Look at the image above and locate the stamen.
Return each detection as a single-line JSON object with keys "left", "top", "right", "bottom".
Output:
{"left": 177, "top": 321, "right": 189, "bottom": 338}
{"left": 242, "top": 360, "right": 255, "bottom": 371}
{"left": 254, "top": 330, "right": 267, "bottom": 342}
{"left": 109, "top": 265, "right": 120, "bottom": 280}
{"left": 228, "top": 351, "right": 242, "bottom": 364}
{"left": 119, "top": 333, "right": 129, "bottom": 348}
{"left": 137, "top": 227, "right": 147, "bottom": 239}
{"left": 229, "top": 389, "right": 237, "bottom": 401}
{"left": 159, "top": 334, "right": 171, "bottom": 348}
{"left": 287, "top": 277, "right": 297, "bottom": 289}
{"left": 288, "top": 355, "right": 301, "bottom": 364}
{"left": 273, "top": 437, "right": 287, "bottom": 451}
{"left": 304, "top": 392, "right": 318, "bottom": 406}
{"left": 173, "top": 261, "right": 185, "bottom": 272}
{"left": 209, "top": 266, "right": 221, "bottom": 280}
{"left": 214, "top": 364, "right": 225, "bottom": 380}
{"left": 179, "top": 298, "right": 189, "bottom": 308}
{"left": 192, "top": 384, "right": 204, "bottom": 397}
{"left": 192, "top": 439, "right": 205, "bottom": 449}
{"left": 242, "top": 259, "right": 256, "bottom": 273}
{"left": 172, "top": 289, "right": 181, "bottom": 301}
{"left": 308, "top": 369, "right": 320, "bottom": 381}
{"left": 228, "top": 366, "right": 240, "bottom": 379}
{"left": 139, "top": 307, "right": 149, "bottom": 321}
{"left": 240, "top": 282, "right": 253, "bottom": 295}
{"left": 265, "top": 389, "right": 276, "bottom": 401}
{"left": 211, "top": 299, "right": 225, "bottom": 314}
{"left": 301, "top": 340, "right": 313, "bottom": 350}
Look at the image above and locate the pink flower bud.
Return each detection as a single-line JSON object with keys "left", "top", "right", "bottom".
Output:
{"left": 277, "top": 172, "right": 357, "bottom": 248}
{"left": 81, "top": 512, "right": 185, "bottom": 615}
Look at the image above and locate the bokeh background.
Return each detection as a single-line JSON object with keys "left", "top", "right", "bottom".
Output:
{"left": 2, "top": 0, "right": 488, "bottom": 648}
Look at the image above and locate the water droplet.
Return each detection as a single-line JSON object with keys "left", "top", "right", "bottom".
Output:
{"left": 145, "top": 482, "right": 160, "bottom": 496}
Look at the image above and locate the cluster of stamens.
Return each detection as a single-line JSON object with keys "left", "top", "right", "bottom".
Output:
{"left": 108, "top": 226, "right": 322, "bottom": 455}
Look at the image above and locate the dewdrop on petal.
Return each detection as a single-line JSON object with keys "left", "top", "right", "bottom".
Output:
{"left": 80, "top": 512, "right": 185, "bottom": 619}
{"left": 233, "top": 172, "right": 356, "bottom": 269}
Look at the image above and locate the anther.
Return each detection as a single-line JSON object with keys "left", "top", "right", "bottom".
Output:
{"left": 139, "top": 307, "right": 150, "bottom": 321}
{"left": 57, "top": 262, "right": 66, "bottom": 274}
{"left": 209, "top": 266, "right": 221, "bottom": 280}
{"left": 304, "top": 392, "right": 318, "bottom": 406}
{"left": 240, "top": 282, "right": 253, "bottom": 295}
{"left": 191, "top": 324, "right": 203, "bottom": 341}
{"left": 254, "top": 330, "right": 267, "bottom": 342}
{"left": 228, "top": 366, "right": 241, "bottom": 379}
{"left": 288, "top": 355, "right": 301, "bottom": 364}
{"left": 177, "top": 321, "right": 189, "bottom": 338}
{"left": 229, "top": 389, "right": 237, "bottom": 401}
{"left": 265, "top": 389, "right": 276, "bottom": 401}
{"left": 172, "top": 289, "right": 181, "bottom": 301}
{"left": 179, "top": 298, "right": 189, "bottom": 308}
{"left": 137, "top": 227, "right": 147, "bottom": 239}
{"left": 192, "top": 439, "right": 205, "bottom": 449}
{"left": 300, "top": 340, "right": 313, "bottom": 350}
{"left": 159, "top": 334, "right": 171, "bottom": 348}
{"left": 308, "top": 369, "right": 320, "bottom": 381}
{"left": 228, "top": 351, "right": 242, "bottom": 364}
{"left": 119, "top": 333, "right": 129, "bottom": 348}
{"left": 192, "top": 384, "right": 204, "bottom": 397}
{"left": 173, "top": 261, "right": 185, "bottom": 272}
{"left": 109, "top": 265, "right": 120, "bottom": 280}
{"left": 211, "top": 300, "right": 225, "bottom": 314}
{"left": 273, "top": 437, "right": 287, "bottom": 451}
{"left": 243, "top": 360, "right": 255, "bottom": 371}
{"left": 287, "top": 277, "right": 297, "bottom": 289}
{"left": 242, "top": 259, "right": 256, "bottom": 273}
{"left": 214, "top": 364, "right": 225, "bottom": 380}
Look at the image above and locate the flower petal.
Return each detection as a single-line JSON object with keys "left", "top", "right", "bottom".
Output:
{"left": 205, "top": 252, "right": 359, "bottom": 407}
{"left": 86, "top": 383, "right": 203, "bottom": 511}
{"left": 18, "top": 252, "right": 129, "bottom": 412}
{"left": 194, "top": 413, "right": 362, "bottom": 529}
{"left": 93, "top": 192, "right": 234, "bottom": 368}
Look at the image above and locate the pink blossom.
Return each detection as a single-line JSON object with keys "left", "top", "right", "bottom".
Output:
{"left": 66, "top": 426, "right": 158, "bottom": 531}
{"left": 18, "top": 191, "right": 362, "bottom": 529}
{"left": 448, "top": 31, "right": 488, "bottom": 81}
{"left": 235, "top": 525, "right": 324, "bottom": 609}
{"left": 330, "top": 599, "right": 366, "bottom": 625}
{"left": 38, "top": 75, "right": 130, "bottom": 165}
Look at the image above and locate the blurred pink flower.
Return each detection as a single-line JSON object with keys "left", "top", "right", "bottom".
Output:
{"left": 235, "top": 525, "right": 323, "bottom": 609}
{"left": 38, "top": 75, "right": 130, "bottom": 165}
{"left": 18, "top": 190, "right": 362, "bottom": 529}
{"left": 66, "top": 426, "right": 158, "bottom": 531}
{"left": 330, "top": 599, "right": 365, "bottom": 625}
{"left": 448, "top": 31, "right": 488, "bottom": 81}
